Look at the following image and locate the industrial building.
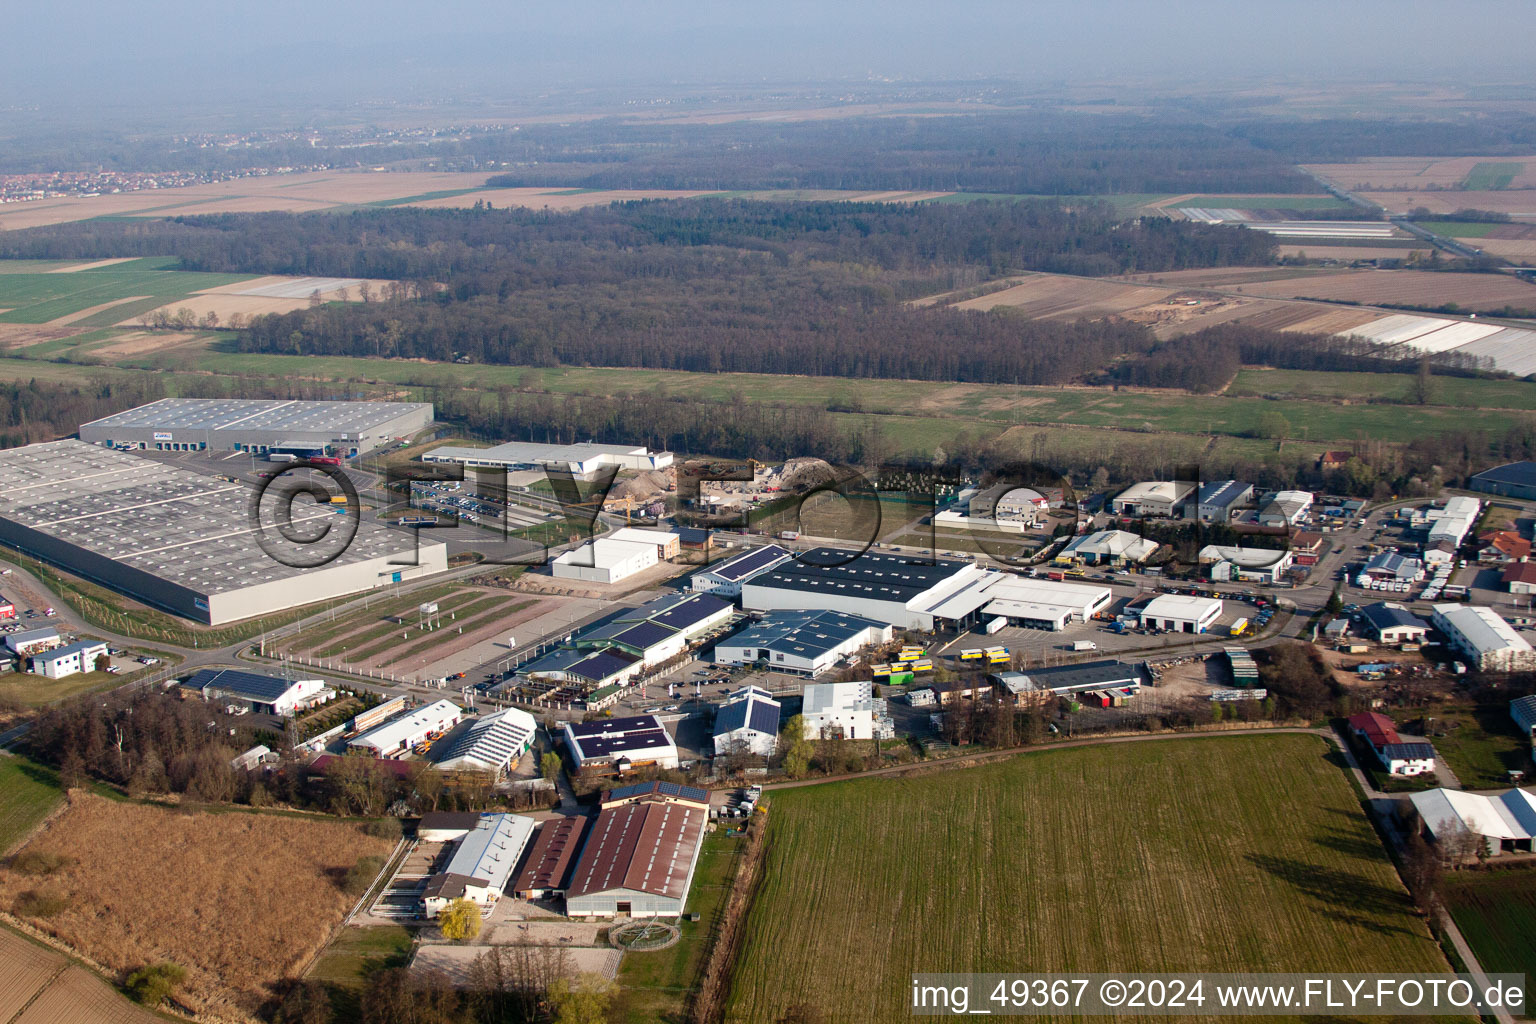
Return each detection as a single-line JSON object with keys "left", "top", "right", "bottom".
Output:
{"left": 1257, "top": 490, "right": 1314, "bottom": 527}
{"left": 552, "top": 537, "right": 658, "bottom": 585}
{"left": 740, "top": 549, "right": 1109, "bottom": 633}
{"left": 1512, "top": 695, "right": 1536, "bottom": 751}
{"left": 966, "top": 484, "right": 1046, "bottom": 524}
{"left": 1431, "top": 604, "right": 1536, "bottom": 673}
{"left": 573, "top": 592, "right": 735, "bottom": 669}
{"left": 1139, "top": 594, "right": 1223, "bottom": 633}
{"left": 349, "top": 699, "right": 463, "bottom": 757}
{"left": 1197, "top": 545, "right": 1293, "bottom": 584}
{"left": 1357, "top": 551, "right": 1423, "bottom": 587}
{"left": 689, "top": 544, "right": 793, "bottom": 597}
{"left": 931, "top": 509, "right": 1029, "bottom": 534}
{"left": 418, "top": 812, "right": 485, "bottom": 843}
{"left": 801, "top": 680, "right": 894, "bottom": 741}
{"left": 187, "top": 667, "right": 333, "bottom": 717}
{"left": 1409, "top": 788, "right": 1536, "bottom": 859}
{"left": 1348, "top": 712, "right": 1436, "bottom": 776}
{"left": 563, "top": 715, "right": 680, "bottom": 773}
{"left": 1502, "top": 563, "right": 1536, "bottom": 595}
{"left": 0, "top": 440, "right": 447, "bottom": 625}
{"left": 0, "top": 594, "right": 13, "bottom": 619}
{"left": 1057, "top": 530, "right": 1158, "bottom": 566}
{"left": 1470, "top": 461, "right": 1536, "bottom": 502}
{"left": 5, "top": 627, "right": 58, "bottom": 657}
{"left": 432, "top": 707, "right": 538, "bottom": 779}
{"left": 421, "top": 813, "right": 538, "bottom": 918}
{"left": 512, "top": 816, "right": 589, "bottom": 900}
{"left": 602, "top": 781, "right": 710, "bottom": 811}
{"left": 605, "top": 527, "right": 680, "bottom": 560}
{"left": 32, "top": 640, "right": 108, "bottom": 679}
{"left": 713, "top": 609, "right": 892, "bottom": 676}
{"left": 520, "top": 646, "right": 644, "bottom": 690}
{"left": 1358, "top": 603, "right": 1429, "bottom": 644}
{"left": 1195, "top": 480, "right": 1253, "bottom": 522}
{"left": 1111, "top": 481, "right": 1195, "bottom": 517}
{"left": 993, "top": 660, "right": 1143, "bottom": 702}
{"left": 1422, "top": 496, "right": 1481, "bottom": 559}
{"left": 80, "top": 398, "right": 433, "bottom": 456}
{"left": 565, "top": 797, "right": 707, "bottom": 918}
{"left": 712, "top": 686, "right": 783, "bottom": 757}
{"left": 422, "top": 440, "right": 673, "bottom": 480}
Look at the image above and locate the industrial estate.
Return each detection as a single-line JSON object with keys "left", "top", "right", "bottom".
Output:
{"left": 4, "top": 28, "right": 1536, "bottom": 1024}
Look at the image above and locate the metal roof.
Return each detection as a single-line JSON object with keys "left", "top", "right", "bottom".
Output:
{"left": 513, "top": 816, "right": 588, "bottom": 893}
{"left": 720, "top": 609, "right": 885, "bottom": 660}
{"left": 566, "top": 715, "right": 676, "bottom": 761}
{"left": 1197, "top": 479, "right": 1250, "bottom": 507}
{"left": 1017, "top": 660, "right": 1143, "bottom": 695}
{"left": 433, "top": 707, "right": 536, "bottom": 771}
{"left": 1411, "top": 787, "right": 1536, "bottom": 841}
{"left": 187, "top": 667, "right": 307, "bottom": 703}
{"left": 566, "top": 800, "right": 706, "bottom": 900}
{"left": 80, "top": 398, "right": 430, "bottom": 434}
{"left": 714, "top": 689, "right": 782, "bottom": 737}
{"left": 603, "top": 781, "right": 710, "bottom": 806}
{"left": 700, "top": 544, "right": 793, "bottom": 583}
{"left": 439, "top": 813, "right": 537, "bottom": 892}
{"left": 1473, "top": 461, "right": 1536, "bottom": 489}
{"left": 350, "top": 699, "right": 462, "bottom": 750}
{"left": 1433, "top": 604, "right": 1533, "bottom": 656}
{"left": 746, "top": 548, "right": 971, "bottom": 603}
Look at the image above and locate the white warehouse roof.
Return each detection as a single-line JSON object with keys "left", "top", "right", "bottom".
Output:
{"left": 1141, "top": 594, "right": 1223, "bottom": 621}
{"left": 350, "top": 699, "right": 462, "bottom": 752}
{"left": 1432, "top": 604, "right": 1533, "bottom": 657}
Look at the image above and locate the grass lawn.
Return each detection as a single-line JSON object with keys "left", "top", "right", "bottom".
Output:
{"left": 0, "top": 668, "right": 130, "bottom": 707}
{"left": 307, "top": 925, "right": 415, "bottom": 1021}
{"left": 723, "top": 734, "right": 1450, "bottom": 1023}
{"left": 1229, "top": 368, "right": 1536, "bottom": 412}
{"left": 1443, "top": 869, "right": 1536, "bottom": 981}
{"left": 615, "top": 832, "right": 744, "bottom": 1024}
{"left": 1410, "top": 221, "right": 1508, "bottom": 239}
{"left": 0, "top": 756, "right": 64, "bottom": 855}
{"left": 1417, "top": 704, "right": 1534, "bottom": 789}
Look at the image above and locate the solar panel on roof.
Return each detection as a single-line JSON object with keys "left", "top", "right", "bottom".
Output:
{"left": 613, "top": 621, "right": 676, "bottom": 650}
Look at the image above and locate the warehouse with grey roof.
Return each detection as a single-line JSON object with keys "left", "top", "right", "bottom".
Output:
{"left": 0, "top": 440, "right": 446, "bottom": 625}
{"left": 80, "top": 398, "right": 433, "bottom": 456}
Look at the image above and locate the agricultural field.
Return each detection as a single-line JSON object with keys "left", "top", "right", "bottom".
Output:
{"left": 1215, "top": 269, "right": 1536, "bottom": 313}
{"left": 0, "top": 259, "right": 253, "bottom": 328}
{"left": 1227, "top": 368, "right": 1536, "bottom": 411}
{"left": 1443, "top": 870, "right": 1536, "bottom": 982}
{"left": 0, "top": 793, "right": 393, "bottom": 1019}
{"left": 0, "top": 927, "right": 164, "bottom": 1024}
{"left": 0, "top": 757, "right": 63, "bottom": 855}
{"left": 1362, "top": 190, "right": 1536, "bottom": 219}
{"left": 724, "top": 734, "right": 1451, "bottom": 1024}
{"left": 1164, "top": 193, "right": 1352, "bottom": 212}
{"left": 1303, "top": 156, "right": 1536, "bottom": 191}
{"left": 949, "top": 273, "right": 1174, "bottom": 317}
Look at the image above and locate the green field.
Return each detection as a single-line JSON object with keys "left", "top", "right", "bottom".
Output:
{"left": 1416, "top": 704, "right": 1534, "bottom": 789}
{"left": 1462, "top": 163, "right": 1523, "bottom": 191}
{"left": 0, "top": 261, "right": 253, "bottom": 325}
{"left": 1444, "top": 870, "right": 1536, "bottom": 981}
{"left": 306, "top": 924, "right": 414, "bottom": 1020}
{"left": 616, "top": 832, "right": 744, "bottom": 1024}
{"left": 1228, "top": 368, "right": 1536, "bottom": 411}
{"left": 1409, "top": 221, "right": 1508, "bottom": 239}
{"left": 0, "top": 667, "right": 130, "bottom": 707}
{"left": 0, "top": 756, "right": 64, "bottom": 855}
{"left": 724, "top": 735, "right": 1450, "bottom": 1023}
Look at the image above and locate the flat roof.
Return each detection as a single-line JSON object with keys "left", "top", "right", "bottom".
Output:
{"left": 0, "top": 440, "right": 441, "bottom": 596}
{"left": 746, "top": 548, "right": 971, "bottom": 604}
{"left": 350, "top": 699, "right": 462, "bottom": 750}
{"left": 700, "top": 544, "right": 793, "bottom": 583}
{"left": 1141, "top": 594, "right": 1223, "bottom": 620}
{"left": 720, "top": 609, "right": 886, "bottom": 660}
{"left": 425, "top": 440, "right": 653, "bottom": 465}
{"left": 567, "top": 800, "right": 706, "bottom": 900}
{"left": 566, "top": 715, "right": 676, "bottom": 761}
{"left": 1016, "top": 659, "right": 1143, "bottom": 694}
{"left": 554, "top": 538, "right": 658, "bottom": 569}
{"left": 81, "top": 398, "right": 430, "bottom": 434}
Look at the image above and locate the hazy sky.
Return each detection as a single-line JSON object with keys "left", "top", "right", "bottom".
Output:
{"left": 6, "top": 1, "right": 1535, "bottom": 121}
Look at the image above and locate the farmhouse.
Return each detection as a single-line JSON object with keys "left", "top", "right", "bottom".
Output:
{"left": 565, "top": 798, "right": 707, "bottom": 918}
{"left": 1410, "top": 787, "right": 1536, "bottom": 859}
{"left": 552, "top": 537, "right": 659, "bottom": 585}
{"left": 349, "top": 699, "right": 463, "bottom": 757}
{"left": 4, "top": 627, "right": 58, "bottom": 657}
{"left": 563, "top": 715, "right": 680, "bottom": 773}
{"left": 1470, "top": 461, "right": 1536, "bottom": 501}
{"left": 0, "top": 440, "right": 447, "bottom": 625}
{"left": 31, "top": 639, "right": 108, "bottom": 679}
{"left": 1196, "top": 480, "right": 1254, "bottom": 522}
{"left": 1198, "top": 545, "right": 1293, "bottom": 584}
{"left": 712, "top": 686, "right": 782, "bottom": 757}
{"left": 431, "top": 707, "right": 538, "bottom": 779}
{"left": 422, "top": 440, "right": 672, "bottom": 480}
{"left": 689, "top": 544, "right": 793, "bottom": 597}
{"left": 421, "top": 813, "right": 537, "bottom": 918}
{"left": 714, "top": 609, "right": 891, "bottom": 676}
{"left": 512, "top": 815, "right": 589, "bottom": 900}
{"left": 1347, "top": 712, "right": 1436, "bottom": 776}
{"left": 1358, "top": 602, "right": 1429, "bottom": 644}
{"left": 1512, "top": 695, "right": 1536, "bottom": 751}
{"left": 801, "top": 680, "right": 894, "bottom": 741}
{"left": 1139, "top": 594, "right": 1223, "bottom": 634}
{"left": 80, "top": 397, "right": 433, "bottom": 457}
{"left": 1258, "top": 490, "right": 1313, "bottom": 527}
{"left": 1431, "top": 604, "right": 1536, "bottom": 673}
{"left": 1111, "top": 481, "right": 1194, "bottom": 517}
{"left": 186, "top": 667, "right": 332, "bottom": 717}
{"left": 1502, "top": 562, "right": 1536, "bottom": 595}
{"left": 1057, "top": 530, "right": 1158, "bottom": 566}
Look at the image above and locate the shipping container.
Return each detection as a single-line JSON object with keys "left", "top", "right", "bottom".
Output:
{"left": 984, "top": 616, "right": 1009, "bottom": 635}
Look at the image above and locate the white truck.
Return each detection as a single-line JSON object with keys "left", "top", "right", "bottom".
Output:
{"left": 1071, "top": 640, "right": 1098, "bottom": 652}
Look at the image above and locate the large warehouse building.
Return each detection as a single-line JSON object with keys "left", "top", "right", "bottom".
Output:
{"left": 565, "top": 792, "right": 708, "bottom": 918}
{"left": 740, "top": 549, "right": 1109, "bottom": 633}
{"left": 423, "top": 440, "right": 673, "bottom": 479}
{"left": 80, "top": 398, "right": 433, "bottom": 456}
{"left": 1431, "top": 604, "right": 1536, "bottom": 673}
{"left": 0, "top": 440, "right": 447, "bottom": 625}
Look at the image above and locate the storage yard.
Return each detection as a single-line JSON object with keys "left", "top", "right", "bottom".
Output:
{"left": 724, "top": 734, "right": 1449, "bottom": 1023}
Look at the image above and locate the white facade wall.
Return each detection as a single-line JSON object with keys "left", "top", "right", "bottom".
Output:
{"left": 552, "top": 539, "right": 658, "bottom": 585}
